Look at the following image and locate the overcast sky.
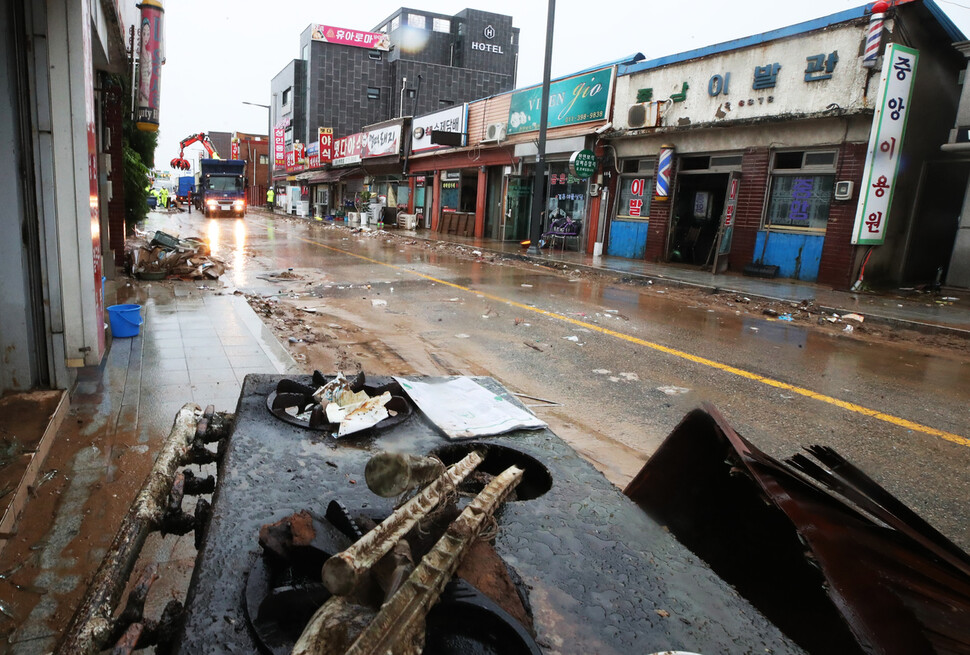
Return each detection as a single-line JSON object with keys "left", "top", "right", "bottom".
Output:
{"left": 156, "top": 0, "right": 970, "bottom": 174}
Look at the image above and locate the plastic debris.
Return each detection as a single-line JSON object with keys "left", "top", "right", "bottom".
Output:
{"left": 843, "top": 325, "right": 854, "bottom": 333}
{"left": 843, "top": 313, "right": 865, "bottom": 323}
{"left": 592, "top": 369, "right": 611, "bottom": 375}
{"left": 563, "top": 336, "right": 580, "bottom": 342}
{"left": 454, "top": 334, "right": 470, "bottom": 339}
{"left": 778, "top": 314, "right": 793, "bottom": 322}
{"left": 371, "top": 299, "right": 387, "bottom": 307}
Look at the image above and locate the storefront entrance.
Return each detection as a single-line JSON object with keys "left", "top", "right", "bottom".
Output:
{"left": 502, "top": 175, "right": 533, "bottom": 241}
{"left": 668, "top": 173, "right": 729, "bottom": 266}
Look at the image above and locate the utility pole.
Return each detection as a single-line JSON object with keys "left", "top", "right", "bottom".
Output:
{"left": 527, "top": 0, "right": 556, "bottom": 256}
{"left": 242, "top": 100, "right": 272, "bottom": 203}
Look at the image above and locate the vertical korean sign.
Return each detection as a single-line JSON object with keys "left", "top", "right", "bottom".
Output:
{"left": 83, "top": 0, "right": 104, "bottom": 359}
{"left": 318, "top": 128, "right": 333, "bottom": 164}
{"left": 230, "top": 138, "right": 240, "bottom": 160}
{"left": 273, "top": 123, "right": 286, "bottom": 170}
{"left": 852, "top": 44, "right": 919, "bottom": 245}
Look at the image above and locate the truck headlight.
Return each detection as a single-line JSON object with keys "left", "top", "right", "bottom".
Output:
{"left": 206, "top": 199, "right": 217, "bottom": 207}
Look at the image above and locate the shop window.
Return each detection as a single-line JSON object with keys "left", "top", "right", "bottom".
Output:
{"left": 680, "top": 155, "right": 710, "bottom": 171}
{"left": 765, "top": 150, "right": 837, "bottom": 230}
{"left": 617, "top": 159, "right": 655, "bottom": 219}
{"left": 547, "top": 163, "right": 588, "bottom": 224}
{"left": 433, "top": 18, "right": 450, "bottom": 33}
{"left": 367, "top": 87, "right": 381, "bottom": 101}
{"left": 259, "top": 155, "right": 269, "bottom": 165}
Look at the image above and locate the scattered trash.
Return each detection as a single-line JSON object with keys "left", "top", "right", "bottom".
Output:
{"left": 127, "top": 230, "right": 225, "bottom": 280}
{"left": 455, "top": 334, "right": 470, "bottom": 339}
{"left": 523, "top": 342, "right": 543, "bottom": 352}
{"left": 592, "top": 369, "right": 611, "bottom": 375}
{"left": 655, "top": 609, "right": 670, "bottom": 618}
{"left": 520, "top": 284, "right": 533, "bottom": 288}
{"left": 619, "top": 372, "right": 640, "bottom": 382}
{"left": 300, "top": 307, "right": 318, "bottom": 314}
{"left": 763, "top": 308, "right": 778, "bottom": 317}
{"left": 563, "top": 336, "right": 580, "bottom": 342}
{"left": 843, "top": 325, "right": 854, "bottom": 333}
{"left": 371, "top": 299, "right": 387, "bottom": 307}
{"left": 778, "top": 314, "right": 793, "bottom": 322}
{"left": 472, "top": 250, "right": 482, "bottom": 256}
{"left": 514, "top": 317, "right": 524, "bottom": 325}
{"left": 288, "top": 337, "right": 304, "bottom": 344}
{"left": 942, "top": 296, "right": 959, "bottom": 302}
{"left": 657, "top": 386, "right": 690, "bottom": 396}
{"left": 843, "top": 313, "right": 865, "bottom": 323}
{"left": 749, "top": 327, "right": 759, "bottom": 332}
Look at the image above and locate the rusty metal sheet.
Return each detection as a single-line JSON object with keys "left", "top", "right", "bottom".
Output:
{"left": 624, "top": 403, "right": 970, "bottom": 655}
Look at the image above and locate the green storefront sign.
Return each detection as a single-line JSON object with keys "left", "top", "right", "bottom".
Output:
{"left": 569, "top": 149, "right": 597, "bottom": 178}
{"left": 507, "top": 68, "right": 614, "bottom": 135}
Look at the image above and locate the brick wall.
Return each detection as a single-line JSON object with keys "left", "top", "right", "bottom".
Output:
{"left": 644, "top": 157, "right": 676, "bottom": 261}
{"left": 817, "top": 142, "right": 867, "bottom": 288}
{"left": 728, "top": 147, "right": 770, "bottom": 271}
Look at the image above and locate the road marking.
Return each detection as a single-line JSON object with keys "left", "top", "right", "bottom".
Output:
{"left": 292, "top": 232, "right": 970, "bottom": 449}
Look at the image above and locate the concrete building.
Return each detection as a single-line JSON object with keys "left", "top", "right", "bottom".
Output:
{"left": 604, "top": 0, "right": 965, "bottom": 289}
{"left": 943, "top": 41, "right": 970, "bottom": 288}
{"left": 1, "top": 0, "right": 141, "bottom": 394}
{"left": 269, "top": 6, "right": 519, "bottom": 206}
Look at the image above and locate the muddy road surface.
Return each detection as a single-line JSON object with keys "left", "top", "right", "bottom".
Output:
{"left": 148, "top": 209, "right": 970, "bottom": 550}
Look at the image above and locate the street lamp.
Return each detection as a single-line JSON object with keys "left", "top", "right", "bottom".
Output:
{"left": 527, "top": 0, "right": 556, "bottom": 256}
{"left": 243, "top": 100, "right": 272, "bottom": 209}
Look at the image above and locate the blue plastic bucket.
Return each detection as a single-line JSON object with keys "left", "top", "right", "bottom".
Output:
{"left": 107, "top": 304, "right": 144, "bottom": 338}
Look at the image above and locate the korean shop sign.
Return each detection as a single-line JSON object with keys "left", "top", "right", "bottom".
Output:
{"left": 569, "top": 149, "right": 597, "bottom": 179}
{"left": 364, "top": 123, "right": 402, "bottom": 158}
{"left": 333, "top": 132, "right": 365, "bottom": 166}
{"left": 852, "top": 44, "right": 918, "bottom": 245}
{"left": 412, "top": 105, "right": 467, "bottom": 153}
{"left": 310, "top": 24, "right": 390, "bottom": 51}
{"left": 508, "top": 68, "right": 614, "bottom": 135}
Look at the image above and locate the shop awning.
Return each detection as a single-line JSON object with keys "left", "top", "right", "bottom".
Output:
{"left": 297, "top": 167, "right": 364, "bottom": 184}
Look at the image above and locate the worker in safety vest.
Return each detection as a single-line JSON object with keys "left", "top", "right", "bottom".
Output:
{"left": 159, "top": 188, "right": 169, "bottom": 208}
{"left": 266, "top": 188, "right": 275, "bottom": 211}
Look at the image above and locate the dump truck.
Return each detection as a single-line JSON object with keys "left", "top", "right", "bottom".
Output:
{"left": 199, "top": 158, "right": 247, "bottom": 218}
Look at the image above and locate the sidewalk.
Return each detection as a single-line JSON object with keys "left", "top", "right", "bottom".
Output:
{"left": 0, "top": 279, "right": 298, "bottom": 653}
{"left": 278, "top": 209, "right": 969, "bottom": 336}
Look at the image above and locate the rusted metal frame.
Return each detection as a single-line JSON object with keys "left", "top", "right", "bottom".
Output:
{"left": 322, "top": 450, "right": 484, "bottom": 596}
{"left": 55, "top": 404, "right": 228, "bottom": 655}
{"left": 294, "top": 464, "right": 524, "bottom": 655}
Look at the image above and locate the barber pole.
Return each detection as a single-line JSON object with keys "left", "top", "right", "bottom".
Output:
{"left": 863, "top": 1, "right": 890, "bottom": 68}
{"left": 656, "top": 146, "right": 673, "bottom": 200}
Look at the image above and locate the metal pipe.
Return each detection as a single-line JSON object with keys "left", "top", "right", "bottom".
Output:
{"left": 526, "top": 0, "right": 556, "bottom": 256}
{"left": 364, "top": 452, "right": 445, "bottom": 498}
{"left": 322, "top": 451, "right": 483, "bottom": 596}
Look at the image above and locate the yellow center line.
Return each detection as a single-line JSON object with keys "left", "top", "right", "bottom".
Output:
{"left": 293, "top": 232, "right": 970, "bottom": 449}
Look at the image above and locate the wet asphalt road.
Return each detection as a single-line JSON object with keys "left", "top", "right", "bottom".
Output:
{"left": 166, "top": 210, "right": 970, "bottom": 550}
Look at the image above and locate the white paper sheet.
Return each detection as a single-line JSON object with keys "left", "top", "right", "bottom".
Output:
{"left": 393, "top": 376, "right": 546, "bottom": 440}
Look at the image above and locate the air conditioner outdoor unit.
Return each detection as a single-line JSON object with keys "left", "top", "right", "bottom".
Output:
{"left": 627, "top": 101, "right": 660, "bottom": 129}
{"left": 483, "top": 122, "right": 507, "bottom": 143}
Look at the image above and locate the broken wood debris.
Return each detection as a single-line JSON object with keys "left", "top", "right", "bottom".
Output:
{"left": 126, "top": 229, "right": 226, "bottom": 281}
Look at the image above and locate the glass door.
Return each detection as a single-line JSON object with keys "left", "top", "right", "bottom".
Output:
{"left": 502, "top": 175, "right": 533, "bottom": 241}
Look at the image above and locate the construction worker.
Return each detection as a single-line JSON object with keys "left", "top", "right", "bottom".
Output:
{"left": 159, "top": 187, "right": 169, "bottom": 209}
{"left": 266, "top": 187, "right": 275, "bottom": 211}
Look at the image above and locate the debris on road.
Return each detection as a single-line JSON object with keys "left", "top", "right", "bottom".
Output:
{"left": 657, "top": 386, "right": 690, "bottom": 396}
{"left": 127, "top": 229, "right": 225, "bottom": 280}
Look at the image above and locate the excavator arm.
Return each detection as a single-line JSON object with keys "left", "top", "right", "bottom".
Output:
{"left": 171, "top": 133, "right": 220, "bottom": 170}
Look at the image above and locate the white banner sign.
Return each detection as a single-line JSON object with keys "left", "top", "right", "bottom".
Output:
{"left": 364, "top": 124, "right": 402, "bottom": 158}
{"left": 852, "top": 43, "right": 919, "bottom": 245}
{"left": 411, "top": 105, "right": 467, "bottom": 153}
